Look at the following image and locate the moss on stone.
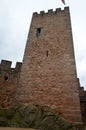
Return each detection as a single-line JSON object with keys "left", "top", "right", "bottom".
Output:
{"left": 0, "top": 105, "right": 76, "bottom": 130}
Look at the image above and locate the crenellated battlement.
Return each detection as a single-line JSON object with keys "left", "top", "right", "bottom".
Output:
{"left": 17, "top": 6, "right": 83, "bottom": 123}
{"left": 0, "top": 60, "right": 22, "bottom": 108}
{"left": 0, "top": 6, "right": 86, "bottom": 124}
{"left": 33, "top": 7, "right": 69, "bottom": 17}
{"left": 0, "top": 60, "right": 12, "bottom": 70}
{"left": 0, "top": 60, "right": 22, "bottom": 72}
{"left": 79, "top": 86, "right": 86, "bottom": 123}
{"left": 79, "top": 86, "right": 86, "bottom": 98}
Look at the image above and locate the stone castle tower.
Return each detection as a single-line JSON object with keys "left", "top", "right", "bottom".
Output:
{"left": 16, "top": 7, "right": 82, "bottom": 123}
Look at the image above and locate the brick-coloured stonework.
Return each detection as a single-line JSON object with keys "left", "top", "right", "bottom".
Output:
{"left": 79, "top": 86, "right": 86, "bottom": 124}
{"left": 0, "top": 60, "right": 22, "bottom": 108}
{"left": 1, "top": 6, "right": 86, "bottom": 125}
{"left": 15, "top": 7, "right": 82, "bottom": 123}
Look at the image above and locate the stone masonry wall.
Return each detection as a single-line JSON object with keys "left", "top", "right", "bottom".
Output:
{"left": 0, "top": 60, "right": 22, "bottom": 108}
{"left": 79, "top": 86, "right": 86, "bottom": 124}
{"left": 15, "top": 7, "right": 82, "bottom": 123}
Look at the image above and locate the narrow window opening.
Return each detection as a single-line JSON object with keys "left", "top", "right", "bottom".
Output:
{"left": 36, "top": 28, "right": 41, "bottom": 37}
{"left": 46, "top": 50, "right": 48, "bottom": 57}
{"left": 4, "top": 76, "right": 8, "bottom": 81}
{"left": 0, "top": 68, "right": 1, "bottom": 75}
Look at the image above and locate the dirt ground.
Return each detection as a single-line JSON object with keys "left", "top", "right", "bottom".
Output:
{"left": 0, "top": 128, "right": 36, "bottom": 130}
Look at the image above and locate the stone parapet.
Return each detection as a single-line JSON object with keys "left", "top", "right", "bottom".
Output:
{"left": 33, "top": 7, "right": 69, "bottom": 17}
{"left": 0, "top": 60, "right": 22, "bottom": 108}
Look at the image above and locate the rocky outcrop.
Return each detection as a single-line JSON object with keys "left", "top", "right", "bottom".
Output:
{"left": 0, "top": 105, "right": 76, "bottom": 130}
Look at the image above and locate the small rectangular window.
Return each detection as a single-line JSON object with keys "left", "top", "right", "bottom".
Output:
{"left": 36, "top": 28, "right": 41, "bottom": 37}
{"left": 0, "top": 68, "right": 1, "bottom": 74}
{"left": 46, "top": 50, "right": 48, "bottom": 57}
{"left": 4, "top": 76, "right": 8, "bottom": 81}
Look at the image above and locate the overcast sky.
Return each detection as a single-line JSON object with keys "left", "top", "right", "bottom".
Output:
{"left": 0, "top": 0, "right": 86, "bottom": 89}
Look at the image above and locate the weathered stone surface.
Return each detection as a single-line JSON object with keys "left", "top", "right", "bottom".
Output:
{"left": 0, "top": 105, "right": 76, "bottom": 130}
{"left": 0, "top": 60, "right": 22, "bottom": 108}
{"left": 79, "top": 87, "right": 86, "bottom": 124}
{"left": 16, "top": 7, "right": 82, "bottom": 123}
{"left": 0, "top": 6, "right": 86, "bottom": 125}
{"left": 0, "top": 128, "right": 35, "bottom": 130}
